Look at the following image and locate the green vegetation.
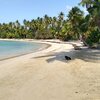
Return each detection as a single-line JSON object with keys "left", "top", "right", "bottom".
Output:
{"left": 80, "top": 0, "right": 100, "bottom": 47}
{"left": 0, "top": 0, "right": 100, "bottom": 48}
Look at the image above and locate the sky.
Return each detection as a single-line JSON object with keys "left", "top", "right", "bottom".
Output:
{"left": 0, "top": 0, "right": 87, "bottom": 24}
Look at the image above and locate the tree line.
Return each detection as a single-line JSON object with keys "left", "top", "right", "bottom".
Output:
{"left": 0, "top": 0, "right": 100, "bottom": 48}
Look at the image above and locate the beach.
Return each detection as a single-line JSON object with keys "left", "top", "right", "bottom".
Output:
{"left": 0, "top": 39, "right": 100, "bottom": 100}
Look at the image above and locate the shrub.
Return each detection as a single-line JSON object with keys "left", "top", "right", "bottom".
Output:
{"left": 86, "top": 28, "right": 100, "bottom": 47}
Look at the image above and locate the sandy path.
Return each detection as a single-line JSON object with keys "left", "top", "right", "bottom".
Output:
{"left": 0, "top": 40, "right": 100, "bottom": 100}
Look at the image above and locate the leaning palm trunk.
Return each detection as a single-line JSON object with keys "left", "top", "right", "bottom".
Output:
{"left": 96, "top": 18, "right": 100, "bottom": 29}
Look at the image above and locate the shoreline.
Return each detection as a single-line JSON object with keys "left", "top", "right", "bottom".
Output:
{"left": 0, "top": 39, "right": 99, "bottom": 62}
{"left": 0, "top": 39, "right": 74, "bottom": 65}
{"left": 0, "top": 39, "right": 51, "bottom": 61}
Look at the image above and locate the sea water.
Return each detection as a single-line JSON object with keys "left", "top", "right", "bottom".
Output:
{"left": 0, "top": 40, "right": 45, "bottom": 60}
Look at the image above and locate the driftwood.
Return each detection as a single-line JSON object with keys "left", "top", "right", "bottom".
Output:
{"left": 72, "top": 44, "right": 82, "bottom": 50}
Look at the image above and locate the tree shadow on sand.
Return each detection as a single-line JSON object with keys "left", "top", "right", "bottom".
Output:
{"left": 33, "top": 48, "right": 100, "bottom": 63}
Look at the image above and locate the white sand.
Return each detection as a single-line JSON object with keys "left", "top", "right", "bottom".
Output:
{"left": 0, "top": 39, "right": 100, "bottom": 100}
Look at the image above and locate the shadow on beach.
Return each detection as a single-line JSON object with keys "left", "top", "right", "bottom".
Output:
{"left": 33, "top": 48, "right": 100, "bottom": 63}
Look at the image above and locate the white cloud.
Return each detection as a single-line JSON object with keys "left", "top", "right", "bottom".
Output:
{"left": 66, "top": 5, "right": 72, "bottom": 11}
{"left": 82, "top": 8, "right": 88, "bottom": 15}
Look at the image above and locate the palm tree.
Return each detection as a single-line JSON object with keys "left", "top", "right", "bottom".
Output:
{"left": 80, "top": 0, "right": 100, "bottom": 47}
{"left": 58, "top": 12, "right": 64, "bottom": 21}
{"left": 15, "top": 20, "right": 20, "bottom": 28}
{"left": 67, "top": 6, "right": 84, "bottom": 39}
{"left": 80, "top": 0, "right": 100, "bottom": 28}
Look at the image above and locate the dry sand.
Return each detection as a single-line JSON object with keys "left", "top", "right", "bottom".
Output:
{"left": 0, "top": 39, "right": 100, "bottom": 100}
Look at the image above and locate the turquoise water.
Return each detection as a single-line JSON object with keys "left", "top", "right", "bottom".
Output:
{"left": 0, "top": 40, "right": 44, "bottom": 60}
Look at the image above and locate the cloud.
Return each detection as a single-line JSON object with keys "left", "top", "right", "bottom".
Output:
{"left": 82, "top": 8, "right": 88, "bottom": 15}
{"left": 66, "top": 5, "right": 72, "bottom": 11}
